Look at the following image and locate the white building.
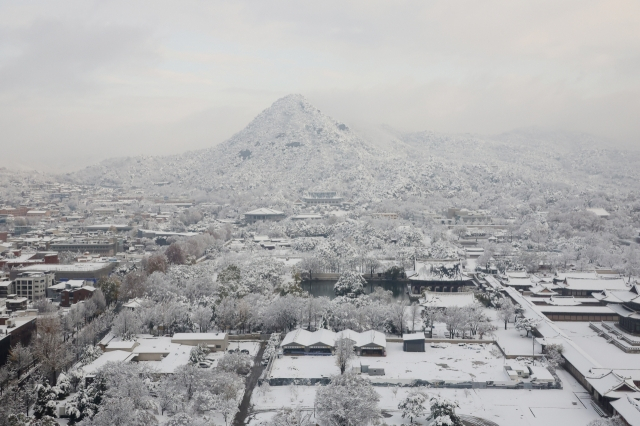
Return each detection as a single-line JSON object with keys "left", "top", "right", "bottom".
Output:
{"left": 13, "top": 271, "right": 54, "bottom": 301}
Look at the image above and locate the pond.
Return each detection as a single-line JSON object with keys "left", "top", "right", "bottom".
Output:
{"left": 301, "top": 280, "right": 412, "bottom": 302}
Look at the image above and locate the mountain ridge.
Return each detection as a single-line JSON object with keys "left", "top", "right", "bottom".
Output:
{"left": 64, "top": 95, "right": 640, "bottom": 206}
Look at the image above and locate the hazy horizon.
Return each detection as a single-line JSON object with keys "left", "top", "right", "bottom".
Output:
{"left": 1, "top": 1, "right": 639, "bottom": 172}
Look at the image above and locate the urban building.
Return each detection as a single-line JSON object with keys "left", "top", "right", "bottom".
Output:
{"left": 11, "top": 262, "right": 116, "bottom": 283}
{"left": 0, "top": 279, "right": 14, "bottom": 298}
{"left": 50, "top": 238, "right": 122, "bottom": 256}
{"left": 13, "top": 271, "right": 54, "bottom": 301}
{"left": 61, "top": 285, "right": 96, "bottom": 307}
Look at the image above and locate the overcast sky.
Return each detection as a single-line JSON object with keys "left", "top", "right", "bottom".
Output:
{"left": 1, "top": 1, "right": 639, "bottom": 171}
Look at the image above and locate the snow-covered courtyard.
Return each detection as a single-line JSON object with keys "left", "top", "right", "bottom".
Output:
{"left": 250, "top": 370, "right": 601, "bottom": 425}
{"left": 269, "top": 342, "right": 509, "bottom": 383}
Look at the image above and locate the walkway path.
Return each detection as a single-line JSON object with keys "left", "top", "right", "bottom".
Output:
{"left": 233, "top": 342, "right": 266, "bottom": 426}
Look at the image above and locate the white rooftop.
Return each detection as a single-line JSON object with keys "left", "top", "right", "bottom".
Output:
{"left": 171, "top": 332, "right": 227, "bottom": 342}
{"left": 245, "top": 208, "right": 284, "bottom": 215}
{"left": 81, "top": 350, "right": 135, "bottom": 374}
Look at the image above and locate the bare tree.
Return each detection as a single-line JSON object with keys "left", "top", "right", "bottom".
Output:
{"left": 32, "top": 316, "right": 72, "bottom": 385}
{"left": 145, "top": 252, "right": 168, "bottom": 274}
{"left": 298, "top": 256, "right": 323, "bottom": 281}
{"left": 408, "top": 302, "right": 421, "bottom": 333}
{"left": 165, "top": 242, "right": 185, "bottom": 265}
{"left": 389, "top": 300, "right": 409, "bottom": 336}
{"left": 422, "top": 304, "right": 441, "bottom": 337}
{"left": 190, "top": 306, "right": 212, "bottom": 332}
{"left": 8, "top": 342, "right": 33, "bottom": 378}
{"left": 334, "top": 337, "right": 354, "bottom": 375}
{"left": 441, "top": 306, "right": 466, "bottom": 338}
{"left": 121, "top": 270, "right": 148, "bottom": 300}
{"left": 497, "top": 298, "right": 516, "bottom": 330}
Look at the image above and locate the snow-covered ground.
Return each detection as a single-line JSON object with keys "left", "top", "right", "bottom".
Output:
{"left": 362, "top": 342, "right": 508, "bottom": 383}
{"left": 204, "top": 340, "right": 261, "bottom": 368}
{"left": 270, "top": 342, "right": 509, "bottom": 383}
{"left": 249, "top": 370, "right": 601, "bottom": 425}
{"left": 486, "top": 309, "right": 545, "bottom": 357}
{"left": 226, "top": 340, "right": 261, "bottom": 356}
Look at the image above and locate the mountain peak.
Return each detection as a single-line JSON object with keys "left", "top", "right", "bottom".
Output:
{"left": 253, "top": 93, "right": 320, "bottom": 121}
{"left": 232, "top": 94, "right": 350, "bottom": 146}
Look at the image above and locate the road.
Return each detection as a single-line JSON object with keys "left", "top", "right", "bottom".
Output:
{"left": 233, "top": 342, "right": 266, "bottom": 426}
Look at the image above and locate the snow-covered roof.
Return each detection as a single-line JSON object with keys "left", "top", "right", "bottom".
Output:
{"left": 281, "top": 329, "right": 313, "bottom": 347}
{"left": 402, "top": 333, "right": 425, "bottom": 341}
{"left": 504, "top": 277, "right": 535, "bottom": 287}
{"left": 123, "top": 298, "right": 143, "bottom": 309}
{"left": 529, "top": 366, "right": 555, "bottom": 382}
{"left": 537, "top": 305, "right": 616, "bottom": 314}
{"left": 48, "top": 282, "right": 67, "bottom": 290}
{"left": 133, "top": 337, "right": 175, "bottom": 355}
{"left": 244, "top": 208, "right": 284, "bottom": 216}
{"left": 17, "top": 262, "right": 111, "bottom": 272}
{"left": 106, "top": 341, "right": 139, "bottom": 351}
{"left": 545, "top": 296, "right": 581, "bottom": 306}
{"left": 506, "top": 271, "right": 529, "bottom": 279}
{"left": 593, "top": 286, "right": 640, "bottom": 304}
{"left": 352, "top": 330, "right": 386, "bottom": 348}
{"left": 81, "top": 350, "right": 135, "bottom": 374}
{"left": 610, "top": 395, "right": 640, "bottom": 426}
{"left": 587, "top": 370, "right": 640, "bottom": 398}
{"left": 310, "top": 329, "right": 337, "bottom": 347}
{"left": 529, "top": 284, "right": 559, "bottom": 296}
{"left": 282, "top": 328, "right": 386, "bottom": 349}
{"left": 587, "top": 208, "right": 610, "bottom": 217}
{"left": 563, "top": 278, "right": 628, "bottom": 291}
{"left": 608, "top": 303, "right": 640, "bottom": 320}
{"left": 171, "top": 332, "right": 227, "bottom": 342}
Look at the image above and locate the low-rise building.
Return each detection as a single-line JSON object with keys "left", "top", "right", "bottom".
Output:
{"left": 170, "top": 332, "right": 229, "bottom": 352}
{"left": 0, "top": 316, "right": 37, "bottom": 365}
{"left": 0, "top": 279, "right": 15, "bottom": 298}
{"left": 61, "top": 285, "right": 96, "bottom": 307}
{"left": 11, "top": 262, "right": 116, "bottom": 283}
{"left": 302, "top": 191, "right": 344, "bottom": 205}
{"left": 402, "top": 333, "right": 425, "bottom": 352}
{"left": 50, "top": 238, "right": 121, "bottom": 256}
{"left": 244, "top": 208, "right": 285, "bottom": 224}
{"left": 5, "top": 295, "right": 28, "bottom": 312}
{"left": 13, "top": 271, "right": 54, "bottom": 301}
{"left": 281, "top": 329, "right": 387, "bottom": 356}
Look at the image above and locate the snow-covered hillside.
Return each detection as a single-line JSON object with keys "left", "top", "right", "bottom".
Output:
{"left": 67, "top": 94, "right": 640, "bottom": 207}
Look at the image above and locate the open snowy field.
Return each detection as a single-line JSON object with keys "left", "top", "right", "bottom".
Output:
{"left": 363, "top": 342, "right": 508, "bottom": 383}
{"left": 270, "top": 342, "right": 509, "bottom": 382}
{"left": 249, "top": 370, "right": 601, "bottom": 426}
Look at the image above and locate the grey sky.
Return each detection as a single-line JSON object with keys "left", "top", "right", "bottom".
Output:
{"left": 1, "top": 1, "right": 639, "bottom": 171}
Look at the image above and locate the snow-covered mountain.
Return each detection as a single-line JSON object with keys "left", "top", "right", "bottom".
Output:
{"left": 68, "top": 94, "right": 640, "bottom": 207}
{"left": 73, "top": 94, "right": 398, "bottom": 199}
